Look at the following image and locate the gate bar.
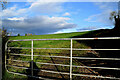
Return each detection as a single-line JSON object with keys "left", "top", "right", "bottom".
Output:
{"left": 70, "top": 39, "right": 73, "bottom": 80}
{"left": 8, "top": 47, "right": 120, "bottom": 51}
{"left": 7, "top": 64, "right": 120, "bottom": 80}
{"left": 6, "top": 37, "right": 120, "bottom": 80}
{"left": 8, "top": 37, "right": 120, "bottom": 42}
{"left": 6, "top": 60, "right": 120, "bottom": 70}
{"left": 31, "top": 40, "right": 33, "bottom": 76}
{"left": 8, "top": 53, "right": 120, "bottom": 61}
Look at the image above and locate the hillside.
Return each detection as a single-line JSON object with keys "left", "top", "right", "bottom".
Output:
{"left": 72, "top": 29, "right": 120, "bottom": 38}
{"left": 72, "top": 29, "right": 120, "bottom": 78}
{"left": 5, "top": 29, "right": 120, "bottom": 80}
{"left": 9, "top": 31, "right": 89, "bottom": 40}
{"left": 7, "top": 31, "right": 99, "bottom": 80}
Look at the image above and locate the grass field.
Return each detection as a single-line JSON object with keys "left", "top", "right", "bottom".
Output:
{"left": 3, "top": 28, "right": 120, "bottom": 80}
{"left": 9, "top": 31, "right": 89, "bottom": 40}
{"left": 4, "top": 31, "right": 100, "bottom": 80}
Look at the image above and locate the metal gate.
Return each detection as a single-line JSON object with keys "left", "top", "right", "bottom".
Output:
{"left": 5, "top": 37, "right": 120, "bottom": 80}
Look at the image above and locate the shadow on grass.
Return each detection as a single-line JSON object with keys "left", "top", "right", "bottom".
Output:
{"left": 26, "top": 60, "right": 68, "bottom": 80}
{"left": 26, "top": 61, "right": 40, "bottom": 80}
{"left": 48, "top": 53, "right": 65, "bottom": 80}
{"left": 72, "top": 29, "right": 120, "bottom": 78}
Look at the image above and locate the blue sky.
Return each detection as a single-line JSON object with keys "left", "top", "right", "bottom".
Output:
{"left": 1, "top": 2, "right": 118, "bottom": 36}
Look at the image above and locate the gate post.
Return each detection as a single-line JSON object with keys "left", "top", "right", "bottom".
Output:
{"left": 31, "top": 40, "right": 33, "bottom": 77}
{"left": 70, "top": 39, "right": 73, "bottom": 80}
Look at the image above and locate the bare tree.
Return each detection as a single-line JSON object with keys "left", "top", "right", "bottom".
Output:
{"left": 109, "top": 11, "right": 120, "bottom": 31}
{"left": 109, "top": 2, "right": 120, "bottom": 32}
{"left": 0, "top": 0, "right": 7, "bottom": 10}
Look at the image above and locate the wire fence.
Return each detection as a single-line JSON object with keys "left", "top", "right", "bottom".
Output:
{"left": 5, "top": 37, "right": 120, "bottom": 80}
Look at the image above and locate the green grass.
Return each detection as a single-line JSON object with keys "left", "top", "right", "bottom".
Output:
{"left": 9, "top": 31, "right": 89, "bottom": 40}
{"left": 2, "top": 70, "right": 27, "bottom": 80}
{"left": 8, "top": 32, "right": 89, "bottom": 48}
{"left": 8, "top": 31, "right": 89, "bottom": 56}
{"left": 5, "top": 31, "right": 91, "bottom": 80}
{"left": 4, "top": 29, "right": 119, "bottom": 79}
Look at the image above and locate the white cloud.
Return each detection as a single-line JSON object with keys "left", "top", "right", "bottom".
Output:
{"left": 3, "top": 16, "right": 77, "bottom": 35}
{"left": 47, "top": 17, "right": 70, "bottom": 23}
{"left": 1, "top": 2, "right": 76, "bottom": 35}
{"left": 85, "top": 9, "right": 113, "bottom": 24}
{"left": 0, "top": 6, "right": 16, "bottom": 17}
{"left": 84, "top": 14, "right": 100, "bottom": 22}
{"left": 94, "top": 2, "right": 117, "bottom": 10}
{"left": 77, "top": 26, "right": 107, "bottom": 32}
{"left": 29, "top": 2, "right": 63, "bottom": 13}
{"left": 84, "top": 2, "right": 117, "bottom": 26}
{"left": 1, "top": 1, "right": 63, "bottom": 18}
{"left": 1, "top": 5, "right": 28, "bottom": 18}
{"left": 78, "top": 26, "right": 97, "bottom": 31}
{"left": 62, "top": 12, "right": 70, "bottom": 16}
{"left": 7, "top": 17, "right": 25, "bottom": 21}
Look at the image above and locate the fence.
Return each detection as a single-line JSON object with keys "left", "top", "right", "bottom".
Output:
{"left": 5, "top": 37, "right": 120, "bottom": 80}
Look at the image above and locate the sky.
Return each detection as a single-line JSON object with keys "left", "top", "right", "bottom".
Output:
{"left": 0, "top": 1, "right": 118, "bottom": 36}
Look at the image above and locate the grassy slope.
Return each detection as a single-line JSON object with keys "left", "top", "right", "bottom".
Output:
{"left": 9, "top": 31, "right": 89, "bottom": 40}
{"left": 72, "top": 29, "right": 120, "bottom": 78}
{"left": 6, "top": 29, "right": 120, "bottom": 79}
{"left": 8, "top": 31, "right": 89, "bottom": 50}
{"left": 5, "top": 31, "right": 92, "bottom": 80}
{"left": 8, "top": 31, "right": 90, "bottom": 63}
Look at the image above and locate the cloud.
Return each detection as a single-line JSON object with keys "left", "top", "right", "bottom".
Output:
{"left": 2, "top": 16, "right": 77, "bottom": 35}
{"left": 94, "top": 2, "right": 117, "bottom": 11}
{"left": 29, "top": 2, "right": 63, "bottom": 14}
{"left": 77, "top": 26, "right": 97, "bottom": 31}
{"left": 0, "top": 5, "right": 27, "bottom": 18}
{"left": 77, "top": 26, "right": 107, "bottom": 32}
{"left": 85, "top": 9, "right": 113, "bottom": 25}
{"left": 1, "top": 2, "right": 63, "bottom": 18}
{"left": 7, "top": 17, "right": 25, "bottom": 21}
{"left": 84, "top": 14, "right": 100, "bottom": 22}
{"left": 84, "top": 2, "right": 117, "bottom": 26}
{"left": 62, "top": 12, "right": 70, "bottom": 16}
{"left": 1, "top": 2, "right": 77, "bottom": 35}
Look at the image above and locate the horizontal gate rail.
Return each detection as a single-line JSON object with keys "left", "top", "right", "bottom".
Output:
{"left": 72, "top": 57, "right": 120, "bottom": 60}
{"left": 41, "top": 70, "right": 120, "bottom": 80}
{"left": 9, "top": 53, "right": 120, "bottom": 60}
{"left": 8, "top": 37, "right": 120, "bottom": 42}
{"left": 7, "top": 59, "right": 29, "bottom": 63}
{"left": 6, "top": 64, "right": 120, "bottom": 80}
{"left": 6, "top": 69, "right": 53, "bottom": 80}
{"left": 9, "top": 53, "right": 31, "bottom": 56}
{"left": 7, "top": 59, "right": 120, "bottom": 70}
{"left": 7, "top": 65, "right": 31, "bottom": 69}
{"left": 5, "top": 37, "right": 120, "bottom": 80}
{"left": 8, "top": 47, "right": 120, "bottom": 51}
